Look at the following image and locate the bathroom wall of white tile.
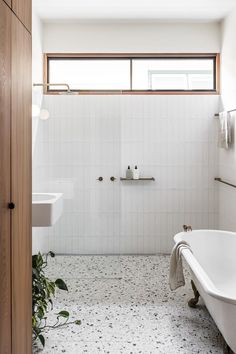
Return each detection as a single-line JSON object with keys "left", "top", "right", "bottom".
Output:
{"left": 32, "top": 95, "right": 219, "bottom": 255}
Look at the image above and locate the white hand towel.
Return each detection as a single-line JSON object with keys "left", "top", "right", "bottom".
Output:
{"left": 218, "top": 111, "right": 232, "bottom": 150}
{"left": 169, "top": 241, "right": 191, "bottom": 291}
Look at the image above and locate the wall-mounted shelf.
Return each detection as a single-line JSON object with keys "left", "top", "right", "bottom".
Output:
{"left": 120, "top": 177, "right": 155, "bottom": 181}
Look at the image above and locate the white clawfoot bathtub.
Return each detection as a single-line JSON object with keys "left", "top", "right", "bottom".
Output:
{"left": 174, "top": 230, "right": 236, "bottom": 353}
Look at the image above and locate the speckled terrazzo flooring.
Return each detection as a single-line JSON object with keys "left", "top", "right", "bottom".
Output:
{"left": 33, "top": 255, "right": 223, "bottom": 354}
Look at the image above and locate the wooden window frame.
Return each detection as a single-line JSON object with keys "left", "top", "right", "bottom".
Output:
{"left": 44, "top": 53, "right": 220, "bottom": 95}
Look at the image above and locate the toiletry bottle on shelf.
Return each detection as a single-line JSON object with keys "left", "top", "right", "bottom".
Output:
{"left": 126, "top": 165, "right": 133, "bottom": 179}
{"left": 133, "top": 165, "right": 140, "bottom": 180}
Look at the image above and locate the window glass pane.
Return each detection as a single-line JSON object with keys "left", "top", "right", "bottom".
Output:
{"left": 49, "top": 59, "right": 131, "bottom": 90}
{"left": 132, "top": 59, "right": 214, "bottom": 90}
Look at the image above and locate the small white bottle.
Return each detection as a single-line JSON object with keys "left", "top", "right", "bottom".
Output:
{"left": 126, "top": 165, "right": 133, "bottom": 179}
{"left": 133, "top": 165, "right": 140, "bottom": 180}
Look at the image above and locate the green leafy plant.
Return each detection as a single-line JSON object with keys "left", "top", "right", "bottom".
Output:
{"left": 32, "top": 252, "right": 81, "bottom": 347}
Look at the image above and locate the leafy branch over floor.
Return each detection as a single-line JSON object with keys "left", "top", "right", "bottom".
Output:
{"left": 32, "top": 252, "right": 81, "bottom": 347}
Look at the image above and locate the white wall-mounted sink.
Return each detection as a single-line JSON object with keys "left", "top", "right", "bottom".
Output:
{"left": 32, "top": 193, "right": 63, "bottom": 227}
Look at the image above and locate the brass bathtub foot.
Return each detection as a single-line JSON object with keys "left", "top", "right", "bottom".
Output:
{"left": 188, "top": 280, "right": 200, "bottom": 308}
{"left": 223, "top": 340, "right": 234, "bottom": 354}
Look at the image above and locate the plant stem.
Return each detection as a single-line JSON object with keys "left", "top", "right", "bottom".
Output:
{"left": 40, "top": 321, "right": 77, "bottom": 330}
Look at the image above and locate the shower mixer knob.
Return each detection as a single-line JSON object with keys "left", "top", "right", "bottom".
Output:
{"left": 110, "top": 176, "right": 116, "bottom": 182}
{"left": 97, "top": 176, "right": 103, "bottom": 181}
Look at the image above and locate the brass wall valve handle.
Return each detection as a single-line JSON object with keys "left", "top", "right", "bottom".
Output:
{"left": 110, "top": 176, "right": 116, "bottom": 182}
{"left": 183, "top": 225, "right": 192, "bottom": 232}
{"left": 97, "top": 177, "right": 103, "bottom": 181}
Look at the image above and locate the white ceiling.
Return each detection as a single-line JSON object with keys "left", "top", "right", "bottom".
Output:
{"left": 33, "top": 0, "right": 236, "bottom": 22}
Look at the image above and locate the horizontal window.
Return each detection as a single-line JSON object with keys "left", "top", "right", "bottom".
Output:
{"left": 48, "top": 59, "right": 131, "bottom": 90}
{"left": 132, "top": 59, "right": 215, "bottom": 91}
{"left": 45, "top": 54, "right": 219, "bottom": 94}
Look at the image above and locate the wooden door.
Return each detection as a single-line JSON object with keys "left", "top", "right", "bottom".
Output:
{"left": 11, "top": 12, "right": 32, "bottom": 354}
{"left": 12, "top": 0, "right": 31, "bottom": 33}
{"left": 0, "top": 1, "right": 12, "bottom": 353}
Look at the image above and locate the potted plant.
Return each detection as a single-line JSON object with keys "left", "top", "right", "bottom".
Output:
{"left": 32, "top": 252, "right": 80, "bottom": 347}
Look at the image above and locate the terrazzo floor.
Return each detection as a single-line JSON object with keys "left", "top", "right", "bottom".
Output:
{"left": 33, "top": 255, "right": 223, "bottom": 354}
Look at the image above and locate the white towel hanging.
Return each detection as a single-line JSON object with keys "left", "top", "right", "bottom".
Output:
{"left": 218, "top": 111, "right": 232, "bottom": 149}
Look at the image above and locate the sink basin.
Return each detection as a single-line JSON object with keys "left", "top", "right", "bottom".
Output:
{"left": 32, "top": 193, "right": 63, "bottom": 227}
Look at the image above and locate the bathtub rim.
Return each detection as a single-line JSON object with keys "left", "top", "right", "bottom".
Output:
{"left": 174, "top": 229, "right": 236, "bottom": 305}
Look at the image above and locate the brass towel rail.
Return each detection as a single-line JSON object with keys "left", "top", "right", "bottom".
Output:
{"left": 214, "top": 177, "right": 236, "bottom": 189}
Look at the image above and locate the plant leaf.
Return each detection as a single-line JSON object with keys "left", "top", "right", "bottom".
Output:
{"left": 39, "top": 335, "right": 45, "bottom": 347}
{"left": 55, "top": 279, "right": 68, "bottom": 291}
{"left": 57, "top": 310, "right": 69, "bottom": 318}
{"left": 37, "top": 307, "right": 45, "bottom": 319}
